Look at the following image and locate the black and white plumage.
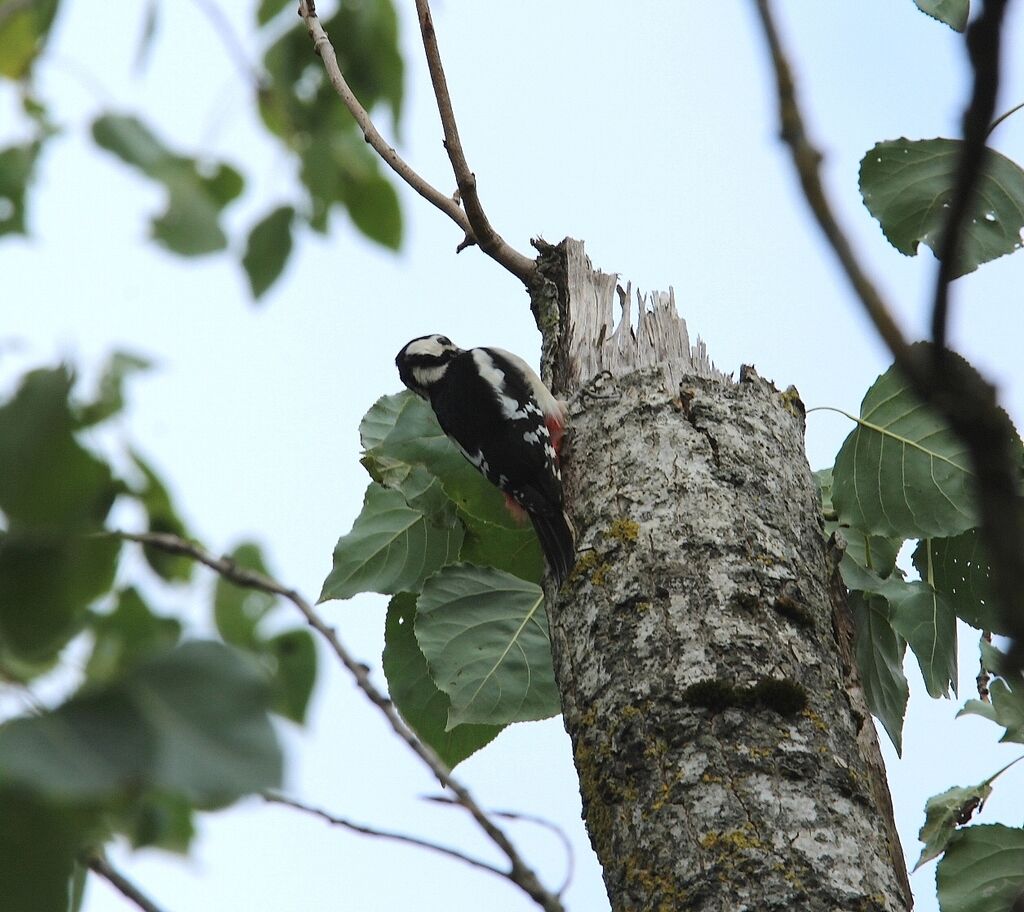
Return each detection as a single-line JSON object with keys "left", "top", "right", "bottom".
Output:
{"left": 395, "top": 334, "right": 576, "bottom": 583}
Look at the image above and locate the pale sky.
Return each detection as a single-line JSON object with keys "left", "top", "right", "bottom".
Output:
{"left": 5, "top": 2, "right": 1024, "bottom": 911}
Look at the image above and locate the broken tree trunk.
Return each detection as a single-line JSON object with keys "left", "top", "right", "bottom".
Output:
{"left": 529, "top": 238, "right": 912, "bottom": 912}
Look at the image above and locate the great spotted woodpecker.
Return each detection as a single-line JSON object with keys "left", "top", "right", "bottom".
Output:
{"left": 395, "top": 334, "right": 576, "bottom": 583}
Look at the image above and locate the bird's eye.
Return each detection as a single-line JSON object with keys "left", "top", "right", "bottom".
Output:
{"left": 437, "top": 336, "right": 452, "bottom": 346}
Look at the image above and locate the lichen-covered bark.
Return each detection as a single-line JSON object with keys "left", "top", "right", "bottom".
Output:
{"left": 533, "top": 239, "right": 911, "bottom": 912}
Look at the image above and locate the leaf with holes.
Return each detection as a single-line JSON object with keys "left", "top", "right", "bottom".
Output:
{"left": 913, "top": 532, "right": 1007, "bottom": 634}
{"left": 416, "top": 564, "right": 560, "bottom": 728}
{"left": 832, "top": 351, "right": 977, "bottom": 540}
{"left": 860, "top": 138, "right": 1024, "bottom": 277}
{"left": 383, "top": 593, "right": 502, "bottom": 768}
{"left": 936, "top": 825, "right": 1024, "bottom": 912}
{"left": 916, "top": 781, "right": 994, "bottom": 870}
{"left": 320, "top": 483, "right": 463, "bottom": 601}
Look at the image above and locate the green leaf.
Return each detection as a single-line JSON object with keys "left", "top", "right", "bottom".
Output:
{"left": 242, "top": 205, "right": 294, "bottom": 299}
{"left": 832, "top": 351, "right": 977, "bottom": 540}
{"left": 345, "top": 173, "right": 402, "bottom": 249}
{"left": 0, "top": 641, "right": 282, "bottom": 804}
{"left": 416, "top": 564, "right": 560, "bottom": 728}
{"left": 332, "top": 0, "right": 403, "bottom": 125}
{"left": 850, "top": 591, "right": 909, "bottom": 755}
{"left": 0, "top": 141, "right": 41, "bottom": 236}
{"left": 936, "top": 825, "right": 1024, "bottom": 912}
{"left": 91, "top": 114, "right": 243, "bottom": 255}
{"left": 916, "top": 781, "right": 993, "bottom": 870}
{"left": 0, "top": 0, "right": 60, "bottom": 79}
{"left": 914, "top": 0, "right": 969, "bottom": 32}
{"left": 320, "top": 482, "right": 463, "bottom": 601}
{"left": 860, "top": 138, "right": 1024, "bottom": 277}
{"left": 914, "top": 532, "right": 1007, "bottom": 634}
{"left": 0, "top": 368, "right": 116, "bottom": 529}
{"left": 259, "top": 7, "right": 404, "bottom": 248}
{"left": 266, "top": 629, "right": 317, "bottom": 724}
{"left": 458, "top": 514, "right": 544, "bottom": 584}
{"left": 817, "top": 467, "right": 901, "bottom": 578}
{"left": 360, "top": 392, "right": 520, "bottom": 529}
{"left": 959, "top": 641, "right": 1024, "bottom": 743}
{"left": 76, "top": 350, "right": 151, "bottom": 427}
{"left": 129, "top": 449, "right": 192, "bottom": 581}
{"left": 85, "top": 587, "right": 182, "bottom": 683}
{"left": 0, "top": 787, "right": 97, "bottom": 912}
{"left": 382, "top": 593, "right": 501, "bottom": 768}
{"left": 884, "top": 579, "right": 957, "bottom": 700}
{"left": 0, "top": 531, "right": 120, "bottom": 661}
{"left": 213, "top": 542, "right": 275, "bottom": 650}
{"left": 115, "top": 790, "right": 195, "bottom": 853}
{"left": 257, "top": 0, "right": 292, "bottom": 25}
{"left": 837, "top": 555, "right": 956, "bottom": 700}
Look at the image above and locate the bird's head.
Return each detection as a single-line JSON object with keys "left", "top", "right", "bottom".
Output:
{"left": 395, "top": 334, "right": 462, "bottom": 398}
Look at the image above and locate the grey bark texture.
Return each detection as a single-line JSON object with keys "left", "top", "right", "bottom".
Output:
{"left": 528, "top": 239, "right": 912, "bottom": 912}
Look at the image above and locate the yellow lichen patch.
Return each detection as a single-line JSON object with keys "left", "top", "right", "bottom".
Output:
{"left": 802, "top": 707, "right": 828, "bottom": 733}
{"left": 700, "top": 826, "right": 765, "bottom": 853}
{"left": 622, "top": 858, "right": 687, "bottom": 910}
{"left": 779, "top": 386, "right": 804, "bottom": 417}
{"left": 569, "top": 550, "right": 611, "bottom": 587}
{"left": 608, "top": 516, "right": 640, "bottom": 544}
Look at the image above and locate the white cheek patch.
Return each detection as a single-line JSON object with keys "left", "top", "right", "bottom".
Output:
{"left": 412, "top": 364, "right": 449, "bottom": 387}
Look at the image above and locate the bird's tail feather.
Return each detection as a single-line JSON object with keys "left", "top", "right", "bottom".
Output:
{"left": 529, "top": 509, "right": 576, "bottom": 585}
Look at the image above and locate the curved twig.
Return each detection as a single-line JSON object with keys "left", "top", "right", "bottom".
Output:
{"left": 87, "top": 852, "right": 169, "bottom": 912}
{"left": 113, "top": 530, "right": 565, "bottom": 912}
{"left": 413, "top": 0, "right": 538, "bottom": 285}
{"left": 424, "top": 795, "right": 576, "bottom": 897}
{"left": 296, "top": 1, "right": 472, "bottom": 238}
{"left": 262, "top": 791, "right": 505, "bottom": 879}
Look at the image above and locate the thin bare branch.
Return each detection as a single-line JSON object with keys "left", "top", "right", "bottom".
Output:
{"left": 295, "top": 0, "right": 473, "bottom": 237}
{"left": 113, "top": 530, "right": 565, "bottom": 912}
{"left": 262, "top": 791, "right": 505, "bottom": 879}
{"left": 424, "top": 795, "right": 575, "bottom": 897}
{"left": 87, "top": 852, "right": 169, "bottom": 912}
{"left": 751, "top": 0, "right": 917, "bottom": 378}
{"left": 413, "top": 0, "right": 538, "bottom": 285}
{"left": 188, "top": 0, "right": 261, "bottom": 87}
{"left": 932, "top": 0, "right": 1010, "bottom": 353}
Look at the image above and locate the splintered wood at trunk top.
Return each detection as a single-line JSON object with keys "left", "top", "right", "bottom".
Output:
{"left": 530, "top": 239, "right": 911, "bottom": 912}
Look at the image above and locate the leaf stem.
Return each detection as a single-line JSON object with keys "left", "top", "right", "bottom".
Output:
{"left": 986, "top": 100, "right": 1024, "bottom": 138}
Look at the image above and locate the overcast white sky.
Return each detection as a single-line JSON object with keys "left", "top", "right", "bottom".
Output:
{"left": 5, "top": 2, "right": 1024, "bottom": 911}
